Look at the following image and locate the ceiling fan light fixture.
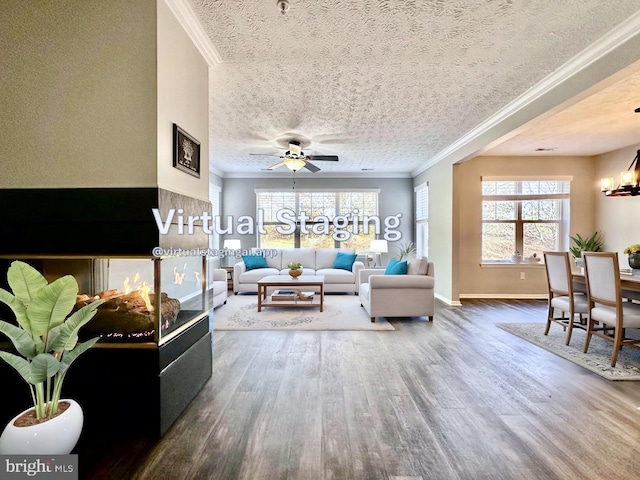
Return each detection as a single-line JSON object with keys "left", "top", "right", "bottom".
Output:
{"left": 283, "top": 158, "right": 306, "bottom": 172}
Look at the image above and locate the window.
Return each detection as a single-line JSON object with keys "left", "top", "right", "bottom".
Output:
{"left": 209, "top": 184, "right": 221, "bottom": 250}
{"left": 256, "top": 190, "right": 379, "bottom": 251}
{"left": 481, "top": 178, "right": 570, "bottom": 262}
{"left": 415, "top": 183, "right": 428, "bottom": 258}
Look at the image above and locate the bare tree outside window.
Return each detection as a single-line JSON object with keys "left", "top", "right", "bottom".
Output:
{"left": 481, "top": 180, "right": 570, "bottom": 262}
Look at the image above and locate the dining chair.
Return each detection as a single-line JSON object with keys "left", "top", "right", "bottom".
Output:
{"left": 582, "top": 252, "right": 640, "bottom": 367}
{"left": 543, "top": 251, "right": 589, "bottom": 345}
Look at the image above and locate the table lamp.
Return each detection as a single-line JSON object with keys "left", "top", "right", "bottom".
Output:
{"left": 223, "top": 239, "right": 242, "bottom": 266}
{"left": 370, "top": 239, "right": 388, "bottom": 267}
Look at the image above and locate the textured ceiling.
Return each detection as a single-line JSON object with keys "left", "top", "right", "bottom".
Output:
{"left": 187, "top": 0, "right": 640, "bottom": 176}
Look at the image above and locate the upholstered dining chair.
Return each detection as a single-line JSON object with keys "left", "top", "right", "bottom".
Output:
{"left": 582, "top": 252, "right": 640, "bottom": 367}
{"left": 543, "top": 251, "right": 589, "bottom": 345}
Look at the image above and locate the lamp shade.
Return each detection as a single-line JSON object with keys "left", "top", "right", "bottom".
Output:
{"left": 370, "top": 239, "right": 388, "bottom": 253}
{"left": 600, "top": 176, "right": 614, "bottom": 192}
{"left": 223, "top": 239, "right": 241, "bottom": 250}
{"left": 621, "top": 169, "right": 636, "bottom": 187}
{"left": 283, "top": 158, "right": 306, "bottom": 172}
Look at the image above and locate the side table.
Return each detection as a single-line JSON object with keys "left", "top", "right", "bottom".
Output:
{"left": 222, "top": 266, "right": 234, "bottom": 291}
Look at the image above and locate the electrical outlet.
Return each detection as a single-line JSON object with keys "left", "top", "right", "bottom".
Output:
{"left": 520, "top": 272, "right": 525, "bottom": 280}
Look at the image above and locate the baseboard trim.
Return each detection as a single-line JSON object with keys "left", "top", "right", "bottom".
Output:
{"left": 459, "top": 293, "right": 547, "bottom": 300}
{"left": 435, "top": 293, "right": 462, "bottom": 307}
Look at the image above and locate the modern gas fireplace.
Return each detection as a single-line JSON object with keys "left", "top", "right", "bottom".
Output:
{"left": 0, "top": 187, "right": 214, "bottom": 438}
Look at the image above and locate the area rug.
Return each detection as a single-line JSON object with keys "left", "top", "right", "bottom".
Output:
{"left": 213, "top": 294, "right": 395, "bottom": 331}
{"left": 496, "top": 323, "right": 640, "bottom": 381}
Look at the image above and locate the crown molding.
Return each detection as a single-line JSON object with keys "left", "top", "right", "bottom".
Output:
{"left": 222, "top": 171, "right": 412, "bottom": 179}
{"left": 412, "top": 10, "right": 640, "bottom": 177}
{"left": 164, "top": 0, "right": 223, "bottom": 67}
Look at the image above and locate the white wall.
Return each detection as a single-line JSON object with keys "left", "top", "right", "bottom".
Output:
{"left": 414, "top": 161, "right": 456, "bottom": 304}
{"left": 0, "top": 0, "right": 158, "bottom": 187}
{"left": 595, "top": 143, "right": 640, "bottom": 269}
{"left": 157, "top": 0, "right": 210, "bottom": 201}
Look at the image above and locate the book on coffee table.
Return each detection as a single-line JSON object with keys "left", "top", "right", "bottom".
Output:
{"left": 271, "top": 289, "right": 297, "bottom": 301}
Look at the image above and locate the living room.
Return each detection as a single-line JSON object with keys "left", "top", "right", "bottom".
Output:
{"left": 2, "top": 1, "right": 640, "bottom": 478}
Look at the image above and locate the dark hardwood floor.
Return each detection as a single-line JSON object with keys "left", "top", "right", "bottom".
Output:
{"left": 80, "top": 299, "right": 640, "bottom": 479}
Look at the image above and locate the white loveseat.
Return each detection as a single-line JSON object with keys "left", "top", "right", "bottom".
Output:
{"left": 211, "top": 268, "right": 229, "bottom": 308}
{"left": 359, "top": 257, "right": 435, "bottom": 322}
{"left": 233, "top": 248, "right": 364, "bottom": 294}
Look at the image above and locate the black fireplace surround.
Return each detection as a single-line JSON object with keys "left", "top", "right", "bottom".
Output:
{"left": 0, "top": 187, "right": 213, "bottom": 439}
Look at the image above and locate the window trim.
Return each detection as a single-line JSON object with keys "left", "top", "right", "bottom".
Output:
{"left": 255, "top": 189, "right": 380, "bottom": 249}
{"left": 481, "top": 178, "right": 570, "bottom": 264}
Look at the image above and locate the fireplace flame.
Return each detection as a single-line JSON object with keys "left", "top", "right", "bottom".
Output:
{"left": 140, "top": 282, "right": 153, "bottom": 312}
{"left": 122, "top": 273, "right": 153, "bottom": 312}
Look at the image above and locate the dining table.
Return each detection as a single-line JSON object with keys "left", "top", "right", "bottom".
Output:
{"left": 571, "top": 267, "right": 640, "bottom": 300}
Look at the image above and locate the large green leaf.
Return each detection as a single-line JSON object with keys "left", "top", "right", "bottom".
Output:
{"left": 0, "top": 321, "right": 37, "bottom": 359}
{"left": 47, "top": 300, "right": 103, "bottom": 353}
{"left": 59, "top": 337, "right": 99, "bottom": 373}
{"left": 7, "top": 261, "right": 48, "bottom": 305}
{"left": 0, "top": 288, "right": 31, "bottom": 336}
{"left": 27, "top": 276, "right": 78, "bottom": 337}
{"left": 0, "top": 351, "right": 32, "bottom": 384}
{"left": 29, "top": 353, "right": 60, "bottom": 383}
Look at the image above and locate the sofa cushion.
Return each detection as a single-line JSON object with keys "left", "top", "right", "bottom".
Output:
{"left": 242, "top": 255, "right": 268, "bottom": 271}
{"left": 333, "top": 252, "right": 357, "bottom": 270}
{"left": 316, "top": 268, "right": 356, "bottom": 284}
{"left": 281, "top": 248, "right": 316, "bottom": 270}
{"left": 279, "top": 268, "right": 316, "bottom": 276}
{"left": 265, "top": 250, "right": 283, "bottom": 269}
{"left": 385, "top": 259, "right": 407, "bottom": 275}
{"left": 407, "top": 257, "right": 429, "bottom": 275}
{"left": 239, "top": 268, "right": 280, "bottom": 283}
{"left": 316, "top": 248, "right": 354, "bottom": 269}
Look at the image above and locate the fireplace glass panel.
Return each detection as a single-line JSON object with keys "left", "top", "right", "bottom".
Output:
{"left": 1, "top": 256, "right": 208, "bottom": 346}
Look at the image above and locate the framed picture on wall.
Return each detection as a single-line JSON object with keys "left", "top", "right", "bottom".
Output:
{"left": 173, "top": 123, "right": 201, "bottom": 178}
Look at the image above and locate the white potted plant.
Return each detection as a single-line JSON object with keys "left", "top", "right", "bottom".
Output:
{"left": 0, "top": 261, "right": 103, "bottom": 454}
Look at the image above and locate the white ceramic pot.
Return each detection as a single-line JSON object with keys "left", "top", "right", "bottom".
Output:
{"left": 0, "top": 399, "right": 84, "bottom": 454}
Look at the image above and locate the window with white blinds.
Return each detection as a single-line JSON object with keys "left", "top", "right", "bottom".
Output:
{"left": 209, "top": 184, "right": 221, "bottom": 250}
{"left": 481, "top": 178, "right": 570, "bottom": 262}
{"left": 415, "top": 183, "right": 428, "bottom": 257}
{"left": 255, "top": 190, "right": 379, "bottom": 251}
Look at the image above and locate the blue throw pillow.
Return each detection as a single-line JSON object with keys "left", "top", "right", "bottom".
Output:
{"left": 242, "top": 254, "right": 268, "bottom": 271}
{"left": 384, "top": 259, "right": 407, "bottom": 275}
{"left": 333, "top": 252, "right": 357, "bottom": 270}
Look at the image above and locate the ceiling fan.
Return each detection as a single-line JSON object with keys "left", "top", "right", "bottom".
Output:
{"left": 250, "top": 140, "right": 339, "bottom": 173}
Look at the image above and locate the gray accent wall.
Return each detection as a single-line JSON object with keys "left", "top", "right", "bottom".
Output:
{"left": 221, "top": 176, "right": 413, "bottom": 263}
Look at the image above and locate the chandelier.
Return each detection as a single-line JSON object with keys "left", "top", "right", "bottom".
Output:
{"left": 600, "top": 149, "right": 640, "bottom": 196}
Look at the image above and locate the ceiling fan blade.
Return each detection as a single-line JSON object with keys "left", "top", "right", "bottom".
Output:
{"left": 249, "top": 153, "right": 283, "bottom": 158}
{"left": 303, "top": 161, "right": 321, "bottom": 173}
{"left": 268, "top": 161, "right": 286, "bottom": 170}
{"left": 307, "top": 155, "right": 339, "bottom": 162}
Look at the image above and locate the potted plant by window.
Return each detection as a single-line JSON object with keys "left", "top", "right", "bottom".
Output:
{"left": 0, "top": 261, "right": 103, "bottom": 454}
{"left": 624, "top": 244, "right": 640, "bottom": 271}
{"left": 287, "top": 262, "right": 303, "bottom": 278}
{"left": 569, "top": 231, "right": 604, "bottom": 268}
{"left": 396, "top": 241, "right": 417, "bottom": 261}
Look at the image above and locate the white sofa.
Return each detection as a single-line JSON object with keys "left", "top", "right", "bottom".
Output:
{"left": 211, "top": 268, "right": 228, "bottom": 308}
{"left": 233, "top": 248, "right": 364, "bottom": 294}
{"left": 359, "top": 257, "right": 435, "bottom": 322}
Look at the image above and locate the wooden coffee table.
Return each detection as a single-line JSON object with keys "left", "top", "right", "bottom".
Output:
{"left": 257, "top": 275, "right": 325, "bottom": 312}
